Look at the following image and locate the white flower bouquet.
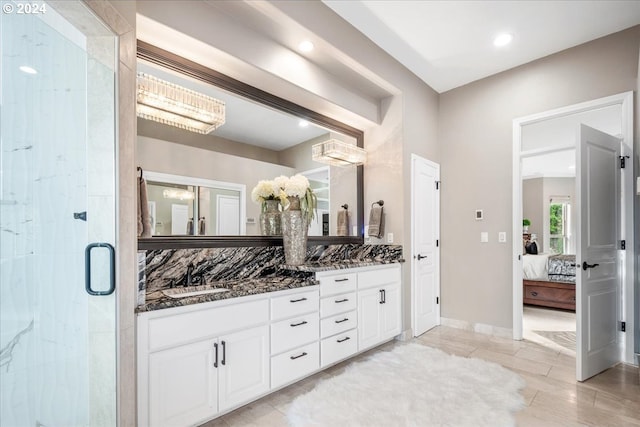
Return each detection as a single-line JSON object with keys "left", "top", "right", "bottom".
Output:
{"left": 274, "top": 174, "right": 318, "bottom": 226}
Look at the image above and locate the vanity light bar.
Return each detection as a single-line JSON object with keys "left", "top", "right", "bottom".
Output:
{"left": 312, "top": 139, "right": 367, "bottom": 167}
{"left": 136, "top": 72, "right": 225, "bottom": 134}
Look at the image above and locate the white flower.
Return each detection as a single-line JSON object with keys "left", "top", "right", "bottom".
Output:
{"left": 273, "top": 175, "right": 289, "bottom": 191}
{"left": 251, "top": 180, "right": 277, "bottom": 203}
{"left": 284, "top": 174, "right": 310, "bottom": 198}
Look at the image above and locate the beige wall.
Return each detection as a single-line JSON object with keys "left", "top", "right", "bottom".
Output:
{"left": 522, "top": 178, "right": 544, "bottom": 245}
{"left": 439, "top": 26, "right": 640, "bottom": 330}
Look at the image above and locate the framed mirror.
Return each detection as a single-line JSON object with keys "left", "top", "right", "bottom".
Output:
{"left": 137, "top": 41, "right": 364, "bottom": 250}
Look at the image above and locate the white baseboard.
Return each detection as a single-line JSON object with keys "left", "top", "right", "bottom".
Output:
{"left": 440, "top": 317, "right": 512, "bottom": 339}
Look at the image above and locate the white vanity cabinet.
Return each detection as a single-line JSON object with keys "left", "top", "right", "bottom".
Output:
{"left": 357, "top": 265, "right": 402, "bottom": 351}
{"left": 138, "top": 298, "right": 270, "bottom": 427}
{"left": 317, "top": 271, "right": 358, "bottom": 367}
{"left": 269, "top": 288, "right": 320, "bottom": 389}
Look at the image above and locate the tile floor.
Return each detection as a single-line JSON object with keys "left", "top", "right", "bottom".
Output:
{"left": 201, "top": 326, "right": 640, "bottom": 426}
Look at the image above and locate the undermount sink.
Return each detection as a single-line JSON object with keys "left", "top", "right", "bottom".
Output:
{"left": 162, "top": 287, "right": 231, "bottom": 299}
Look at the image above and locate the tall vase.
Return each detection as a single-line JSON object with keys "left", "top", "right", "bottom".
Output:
{"left": 259, "top": 199, "right": 281, "bottom": 236}
{"left": 281, "top": 196, "right": 307, "bottom": 265}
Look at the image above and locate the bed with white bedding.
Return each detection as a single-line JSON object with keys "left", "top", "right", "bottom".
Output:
{"left": 523, "top": 253, "right": 576, "bottom": 311}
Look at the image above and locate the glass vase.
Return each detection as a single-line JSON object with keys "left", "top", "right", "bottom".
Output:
{"left": 259, "top": 199, "right": 281, "bottom": 236}
{"left": 281, "top": 196, "right": 307, "bottom": 265}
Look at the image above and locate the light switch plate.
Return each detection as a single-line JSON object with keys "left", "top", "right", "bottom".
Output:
{"left": 480, "top": 232, "right": 489, "bottom": 243}
{"left": 387, "top": 233, "right": 394, "bottom": 243}
{"left": 498, "top": 232, "right": 506, "bottom": 242}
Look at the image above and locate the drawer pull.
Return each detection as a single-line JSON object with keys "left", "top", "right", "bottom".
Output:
{"left": 337, "top": 336, "right": 351, "bottom": 343}
{"left": 290, "top": 352, "right": 308, "bottom": 360}
{"left": 290, "top": 320, "right": 308, "bottom": 327}
{"left": 335, "top": 298, "right": 349, "bottom": 303}
{"left": 335, "top": 318, "right": 349, "bottom": 324}
{"left": 334, "top": 278, "right": 349, "bottom": 282}
{"left": 530, "top": 291, "right": 538, "bottom": 297}
{"left": 290, "top": 297, "right": 308, "bottom": 303}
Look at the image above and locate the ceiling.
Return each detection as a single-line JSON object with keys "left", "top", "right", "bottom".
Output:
{"left": 324, "top": 0, "right": 640, "bottom": 93}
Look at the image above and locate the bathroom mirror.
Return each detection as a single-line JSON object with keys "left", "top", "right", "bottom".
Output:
{"left": 137, "top": 41, "right": 363, "bottom": 249}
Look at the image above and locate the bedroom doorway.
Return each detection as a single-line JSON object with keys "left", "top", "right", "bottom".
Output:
{"left": 512, "top": 92, "right": 635, "bottom": 379}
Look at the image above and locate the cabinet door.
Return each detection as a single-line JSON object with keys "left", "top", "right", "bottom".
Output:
{"left": 380, "top": 283, "right": 402, "bottom": 340}
{"left": 218, "top": 325, "right": 270, "bottom": 411}
{"left": 357, "top": 287, "right": 382, "bottom": 351}
{"left": 148, "top": 340, "right": 217, "bottom": 427}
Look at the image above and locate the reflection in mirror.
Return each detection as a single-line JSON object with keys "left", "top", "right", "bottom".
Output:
{"left": 136, "top": 41, "right": 363, "bottom": 247}
{"left": 144, "top": 171, "right": 246, "bottom": 237}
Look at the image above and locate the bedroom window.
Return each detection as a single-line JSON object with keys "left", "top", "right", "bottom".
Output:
{"left": 549, "top": 196, "right": 571, "bottom": 254}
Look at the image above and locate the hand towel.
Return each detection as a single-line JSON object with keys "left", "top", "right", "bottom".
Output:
{"left": 198, "top": 217, "right": 206, "bottom": 235}
{"left": 368, "top": 205, "right": 384, "bottom": 238}
{"left": 186, "top": 218, "right": 194, "bottom": 235}
{"left": 139, "top": 177, "right": 152, "bottom": 237}
{"left": 337, "top": 210, "right": 349, "bottom": 236}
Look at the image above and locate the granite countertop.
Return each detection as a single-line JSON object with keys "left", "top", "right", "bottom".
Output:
{"left": 280, "top": 258, "right": 405, "bottom": 273}
{"left": 138, "top": 276, "right": 318, "bottom": 313}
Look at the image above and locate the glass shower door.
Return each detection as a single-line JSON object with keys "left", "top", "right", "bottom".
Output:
{"left": 0, "top": 2, "right": 117, "bottom": 426}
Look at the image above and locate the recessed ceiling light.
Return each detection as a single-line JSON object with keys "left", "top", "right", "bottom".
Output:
{"left": 299, "top": 119, "right": 309, "bottom": 128}
{"left": 493, "top": 33, "right": 513, "bottom": 47}
{"left": 19, "top": 65, "right": 38, "bottom": 74}
{"left": 298, "top": 40, "right": 314, "bottom": 53}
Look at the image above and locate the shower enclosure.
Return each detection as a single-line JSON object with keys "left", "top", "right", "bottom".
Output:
{"left": 1, "top": 2, "right": 117, "bottom": 425}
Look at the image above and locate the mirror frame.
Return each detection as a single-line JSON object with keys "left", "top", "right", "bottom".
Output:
{"left": 137, "top": 41, "right": 364, "bottom": 250}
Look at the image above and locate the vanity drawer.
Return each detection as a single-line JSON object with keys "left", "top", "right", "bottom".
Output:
{"left": 271, "top": 341, "right": 319, "bottom": 389}
{"left": 317, "top": 272, "right": 357, "bottom": 296}
{"left": 271, "top": 312, "right": 319, "bottom": 354}
{"left": 321, "top": 330, "right": 357, "bottom": 367}
{"left": 357, "top": 265, "right": 401, "bottom": 290}
{"left": 270, "top": 289, "right": 319, "bottom": 321}
{"left": 146, "top": 299, "right": 268, "bottom": 351}
{"left": 320, "top": 292, "right": 357, "bottom": 317}
{"left": 321, "top": 310, "right": 357, "bottom": 339}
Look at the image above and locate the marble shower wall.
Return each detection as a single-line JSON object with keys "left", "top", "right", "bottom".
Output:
{"left": 138, "top": 244, "right": 403, "bottom": 305}
{"left": 0, "top": 7, "right": 117, "bottom": 427}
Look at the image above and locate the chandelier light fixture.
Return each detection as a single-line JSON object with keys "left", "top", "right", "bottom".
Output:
{"left": 162, "top": 188, "right": 195, "bottom": 200}
{"left": 136, "top": 72, "right": 225, "bottom": 134}
{"left": 312, "top": 139, "right": 367, "bottom": 167}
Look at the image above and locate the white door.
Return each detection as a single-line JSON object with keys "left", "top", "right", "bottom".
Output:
{"left": 148, "top": 340, "right": 218, "bottom": 427}
{"left": 357, "top": 287, "right": 382, "bottom": 350}
{"left": 218, "top": 325, "right": 270, "bottom": 411}
{"left": 576, "top": 124, "right": 621, "bottom": 381}
{"left": 216, "top": 195, "right": 240, "bottom": 235}
{"left": 380, "top": 283, "right": 402, "bottom": 340}
{"left": 411, "top": 155, "right": 440, "bottom": 336}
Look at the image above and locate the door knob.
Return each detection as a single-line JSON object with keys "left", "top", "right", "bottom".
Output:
{"left": 416, "top": 254, "right": 427, "bottom": 260}
{"left": 582, "top": 261, "right": 599, "bottom": 270}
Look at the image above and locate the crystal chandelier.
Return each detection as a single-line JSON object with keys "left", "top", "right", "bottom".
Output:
{"left": 136, "top": 72, "right": 225, "bottom": 134}
{"left": 312, "top": 139, "right": 367, "bottom": 166}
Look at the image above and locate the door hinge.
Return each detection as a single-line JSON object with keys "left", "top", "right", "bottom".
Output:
{"left": 620, "top": 155, "right": 629, "bottom": 169}
{"left": 621, "top": 321, "right": 626, "bottom": 332}
{"left": 620, "top": 240, "right": 626, "bottom": 250}
{"left": 436, "top": 239, "right": 439, "bottom": 247}
{"left": 435, "top": 181, "right": 440, "bottom": 190}
{"left": 436, "top": 297, "right": 439, "bottom": 304}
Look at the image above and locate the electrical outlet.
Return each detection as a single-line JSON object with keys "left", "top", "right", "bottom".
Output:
{"left": 387, "top": 233, "right": 394, "bottom": 243}
{"left": 498, "top": 232, "right": 506, "bottom": 242}
{"left": 480, "top": 232, "right": 489, "bottom": 243}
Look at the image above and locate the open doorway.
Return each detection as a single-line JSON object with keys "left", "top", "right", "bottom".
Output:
{"left": 512, "top": 92, "right": 636, "bottom": 378}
